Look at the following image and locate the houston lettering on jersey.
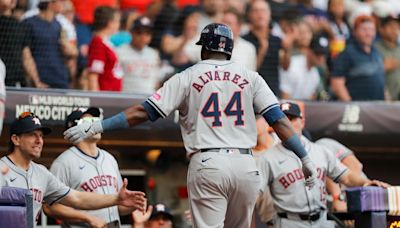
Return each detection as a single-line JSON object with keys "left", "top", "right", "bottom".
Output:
{"left": 192, "top": 71, "right": 250, "bottom": 92}
{"left": 80, "top": 175, "right": 118, "bottom": 192}
{"left": 278, "top": 167, "right": 326, "bottom": 189}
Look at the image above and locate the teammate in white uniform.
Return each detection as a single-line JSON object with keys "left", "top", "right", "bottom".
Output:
{"left": 0, "top": 112, "right": 146, "bottom": 226}
{"left": 44, "top": 107, "right": 135, "bottom": 227}
{"left": 258, "top": 102, "right": 389, "bottom": 228}
{"left": 64, "top": 23, "right": 318, "bottom": 228}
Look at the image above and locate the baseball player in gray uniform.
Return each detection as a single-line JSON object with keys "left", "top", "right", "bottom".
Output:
{"left": 44, "top": 107, "right": 134, "bottom": 227}
{"left": 64, "top": 23, "right": 318, "bottom": 228}
{"left": 316, "top": 138, "right": 367, "bottom": 212}
{"left": 0, "top": 112, "right": 146, "bottom": 226}
{"left": 258, "top": 102, "right": 389, "bottom": 228}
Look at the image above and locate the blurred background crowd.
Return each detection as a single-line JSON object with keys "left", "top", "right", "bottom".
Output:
{"left": 0, "top": 0, "right": 400, "bottom": 101}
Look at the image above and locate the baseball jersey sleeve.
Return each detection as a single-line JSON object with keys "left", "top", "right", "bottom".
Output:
{"left": 87, "top": 37, "right": 106, "bottom": 74}
{"left": 39, "top": 165, "right": 71, "bottom": 205}
{"left": 324, "top": 147, "right": 348, "bottom": 183}
{"left": 316, "top": 138, "right": 354, "bottom": 161}
{"left": 146, "top": 72, "right": 188, "bottom": 118}
{"left": 253, "top": 74, "right": 279, "bottom": 116}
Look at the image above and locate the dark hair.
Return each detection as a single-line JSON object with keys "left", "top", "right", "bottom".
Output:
{"left": 224, "top": 7, "right": 244, "bottom": 24}
{"left": 93, "top": 6, "right": 118, "bottom": 32}
{"left": 38, "top": 2, "right": 49, "bottom": 11}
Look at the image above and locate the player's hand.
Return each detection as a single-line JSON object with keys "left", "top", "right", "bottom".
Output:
{"left": 0, "top": 165, "right": 9, "bottom": 186}
{"left": 132, "top": 205, "right": 152, "bottom": 224}
{"left": 301, "top": 156, "right": 318, "bottom": 188}
{"left": 63, "top": 120, "right": 103, "bottom": 144}
{"left": 332, "top": 199, "right": 347, "bottom": 212}
{"left": 364, "top": 179, "right": 391, "bottom": 188}
{"left": 86, "top": 215, "right": 107, "bottom": 228}
{"left": 117, "top": 178, "right": 146, "bottom": 212}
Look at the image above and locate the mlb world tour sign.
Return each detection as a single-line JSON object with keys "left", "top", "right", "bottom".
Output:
{"left": 4, "top": 87, "right": 400, "bottom": 150}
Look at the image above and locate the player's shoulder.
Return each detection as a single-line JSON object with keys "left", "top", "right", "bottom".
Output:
{"left": 261, "top": 144, "right": 285, "bottom": 161}
{"left": 315, "top": 137, "right": 341, "bottom": 146}
{"left": 32, "top": 161, "right": 51, "bottom": 173}
{"left": 98, "top": 148, "right": 118, "bottom": 162}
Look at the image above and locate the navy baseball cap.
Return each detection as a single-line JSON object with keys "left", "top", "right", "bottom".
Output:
{"left": 280, "top": 102, "right": 303, "bottom": 118}
{"left": 131, "top": 16, "right": 153, "bottom": 31}
{"left": 10, "top": 112, "right": 51, "bottom": 135}
{"left": 65, "top": 107, "right": 102, "bottom": 130}
{"left": 150, "top": 203, "right": 173, "bottom": 221}
{"left": 311, "top": 35, "right": 329, "bottom": 56}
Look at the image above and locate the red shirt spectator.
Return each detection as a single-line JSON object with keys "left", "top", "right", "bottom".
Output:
{"left": 88, "top": 36, "right": 123, "bottom": 91}
{"left": 71, "top": 0, "right": 117, "bottom": 24}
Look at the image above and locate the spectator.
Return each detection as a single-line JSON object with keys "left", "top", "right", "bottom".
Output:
{"left": 243, "top": 0, "right": 292, "bottom": 97}
{"left": 110, "top": 10, "right": 138, "bottom": 47}
{"left": 132, "top": 203, "right": 173, "bottom": 228}
{"left": 23, "top": 0, "right": 76, "bottom": 88}
{"left": 86, "top": 6, "right": 123, "bottom": 91}
{"left": 327, "top": 0, "right": 350, "bottom": 58}
{"left": 0, "top": 0, "right": 45, "bottom": 87}
{"left": 280, "top": 20, "right": 320, "bottom": 100}
{"left": 116, "top": 16, "right": 162, "bottom": 94}
{"left": 161, "top": 6, "right": 201, "bottom": 72}
{"left": 331, "top": 15, "right": 385, "bottom": 101}
{"left": 0, "top": 59, "right": 5, "bottom": 136}
{"left": 222, "top": 7, "right": 257, "bottom": 71}
{"left": 197, "top": 0, "right": 224, "bottom": 32}
{"left": 149, "top": 0, "right": 180, "bottom": 51}
{"left": 375, "top": 15, "right": 400, "bottom": 100}
{"left": 310, "top": 35, "right": 331, "bottom": 100}
{"left": 43, "top": 107, "right": 137, "bottom": 227}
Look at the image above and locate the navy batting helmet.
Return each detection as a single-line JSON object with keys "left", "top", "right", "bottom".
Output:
{"left": 196, "top": 23, "right": 234, "bottom": 59}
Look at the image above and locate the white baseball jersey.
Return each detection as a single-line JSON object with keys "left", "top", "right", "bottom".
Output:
{"left": 116, "top": 44, "right": 161, "bottom": 94}
{"left": 50, "top": 146, "right": 123, "bottom": 227}
{"left": 146, "top": 59, "right": 279, "bottom": 155}
{"left": 0, "top": 156, "right": 71, "bottom": 225}
{"left": 258, "top": 137, "right": 348, "bottom": 214}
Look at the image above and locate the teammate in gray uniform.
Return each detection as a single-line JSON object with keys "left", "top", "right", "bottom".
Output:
{"left": 0, "top": 112, "right": 146, "bottom": 226}
{"left": 258, "top": 102, "right": 389, "bottom": 228}
{"left": 43, "top": 107, "right": 136, "bottom": 227}
{"left": 64, "top": 23, "right": 318, "bottom": 228}
{"left": 316, "top": 138, "right": 367, "bottom": 212}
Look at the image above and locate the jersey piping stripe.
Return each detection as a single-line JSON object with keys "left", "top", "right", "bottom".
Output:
{"left": 260, "top": 103, "right": 279, "bottom": 115}
{"left": 147, "top": 99, "right": 167, "bottom": 118}
{"left": 48, "top": 188, "right": 71, "bottom": 206}
{"left": 333, "top": 168, "right": 349, "bottom": 183}
{"left": 198, "top": 62, "right": 233, "bottom": 67}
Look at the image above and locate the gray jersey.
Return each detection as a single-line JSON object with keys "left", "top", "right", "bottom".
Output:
{"left": 315, "top": 138, "right": 353, "bottom": 161}
{"left": 258, "top": 137, "right": 348, "bottom": 214}
{"left": 147, "top": 59, "right": 279, "bottom": 155}
{"left": 50, "top": 146, "right": 123, "bottom": 227}
{"left": 0, "top": 156, "right": 70, "bottom": 224}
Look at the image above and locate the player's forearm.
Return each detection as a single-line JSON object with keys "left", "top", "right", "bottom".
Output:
{"left": 63, "top": 191, "right": 119, "bottom": 210}
{"left": 326, "top": 178, "right": 342, "bottom": 196}
{"left": 43, "top": 203, "right": 93, "bottom": 223}
{"left": 339, "top": 170, "right": 369, "bottom": 187}
{"left": 118, "top": 205, "right": 135, "bottom": 216}
{"left": 271, "top": 117, "right": 308, "bottom": 159}
{"left": 22, "top": 47, "right": 41, "bottom": 86}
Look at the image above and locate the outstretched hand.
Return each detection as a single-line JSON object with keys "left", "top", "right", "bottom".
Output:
{"left": 118, "top": 178, "right": 146, "bottom": 212}
{"left": 364, "top": 179, "right": 391, "bottom": 188}
{"left": 132, "top": 205, "right": 153, "bottom": 224}
{"left": 63, "top": 120, "right": 102, "bottom": 144}
{"left": 301, "top": 156, "right": 318, "bottom": 188}
{"left": 0, "top": 165, "right": 9, "bottom": 186}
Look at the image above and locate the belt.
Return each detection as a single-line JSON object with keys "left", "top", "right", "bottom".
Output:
{"left": 200, "top": 148, "right": 252, "bottom": 155}
{"left": 278, "top": 211, "right": 321, "bottom": 222}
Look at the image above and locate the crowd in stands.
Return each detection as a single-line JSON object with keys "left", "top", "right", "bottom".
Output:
{"left": 1, "top": 0, "right": 400, "bottom": 100}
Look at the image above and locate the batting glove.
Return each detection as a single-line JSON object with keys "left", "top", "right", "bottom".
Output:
{"left": 63, "top": 120, "right": 103, "bottom": 144}
{"left": 301, "top": 155, "right": 318, "bottom": 188}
